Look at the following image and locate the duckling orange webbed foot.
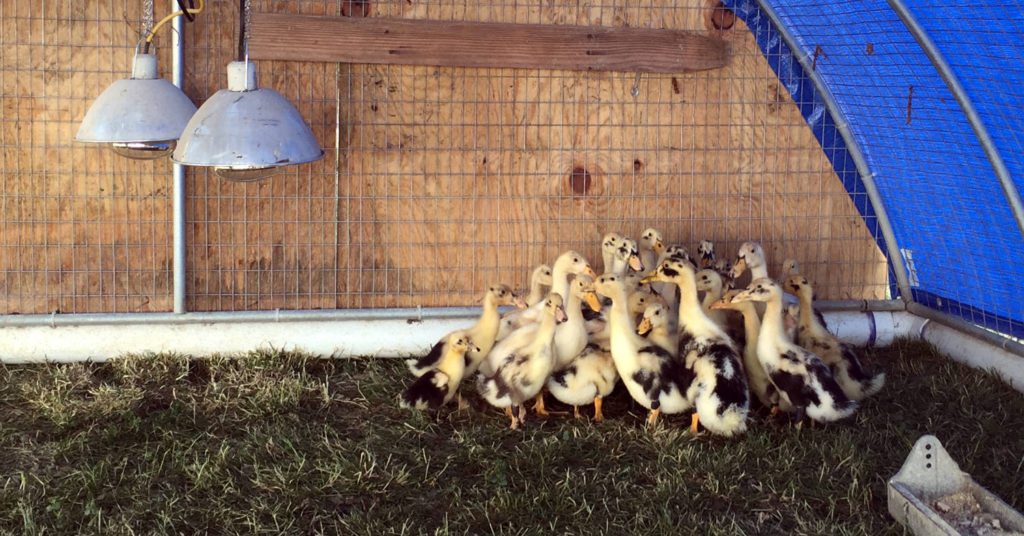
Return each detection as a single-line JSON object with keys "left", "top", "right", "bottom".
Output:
{"left": 646, "top": 408, "right": 661, "bottom": 427}
{"left": 690, "top": 413, "right": 700, "bottom": 434}
{"left": 592, "top": 397, "right": 604, "bottom": 422}
{"left": 532, "top": 392, "right": 567, "bottom": 417}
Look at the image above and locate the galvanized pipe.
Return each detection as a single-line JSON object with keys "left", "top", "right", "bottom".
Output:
{"left": 907, "top": 302, "right": 1024, "bottom": 359}
{"left": 172, "top": 5, "right": 186, "bottom": 314}
{"left": 752, "top": 0, "right": 914, "bottom": 302}
{"left": 886, "top": 0, "right": 1024, "bottom": 240}
{"left": 0, "top": 300, "right": 904, "bottom": 328}
{"left": 0, "top": 307, "right": 483, "bottom": 328}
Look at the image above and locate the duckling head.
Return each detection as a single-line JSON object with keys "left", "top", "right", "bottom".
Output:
{"left": 449, "top": 332, "right": 481, "bottom": 355}
{"left": 697, "top": 239, "right": 715, "bottom": 267}
{"left": 489, "top": 283, "right": 526, "bottom": 308}
{"left": 543, "top": 293, "right": 568, "bottom": 324}
{"left": 641, "top": 257, "right": 695, "bottom": 285}
{"left": 572, "top": 276, "right": 602, "bottom": 312}
{"left": 781, "top": 259, "right": 800, "bottom": 278}
{"left": 532, "top": 264, "right": 554, "bottom": 287}
{"left": 782, "top": 274, "right": 812, "bottom": 298}
{"left": 557, "top": 250, "right": 598, "bottom": 280}
{"left": 730, "top": 277, "right": 779, "bottom": 304}
{"left": 593, "top": 274, "right": 627, "bottom": 301}
{"left": 640, "top": 228, "right": 664, "bottom": 255}
{"left": 663, "top": 244, "right": 695, "bottom": 269}
{"left": 639, "top": 303, "right": 668, "bottom": 334}
{"left": 695, "top": 269, "right": 724, "bottom": 295}
{"left": 730, "top": 241, "right": 766, "bottom": 280}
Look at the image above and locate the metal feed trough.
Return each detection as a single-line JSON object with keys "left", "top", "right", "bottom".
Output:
{"left": 889, "top": 435, "right": 1024, "bottom": 535}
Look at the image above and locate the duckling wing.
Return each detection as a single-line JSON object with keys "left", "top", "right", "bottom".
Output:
{"left": 836, "top": 343, "right": 886, "bottom": 399}
{"left": 400, "top": 370, "right": 450, "bottom": 410}
{"left": 766, "top": 349, "right": 817, "bottom": 408}
{"left": 405, "top": 338, "right": 447, "bottom": 377}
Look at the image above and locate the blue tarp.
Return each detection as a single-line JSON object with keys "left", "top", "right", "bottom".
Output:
{"left": 723, "top": 0, "right": 1024, "bottom": 337}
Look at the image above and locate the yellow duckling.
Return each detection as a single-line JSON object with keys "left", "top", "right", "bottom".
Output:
{"left": 783, "top": 274, "right": 885, "bottom": 400}
{"left": 400, "top": 332, "right": 480, "bottom": 411}
{"left": 407, "top": 284, "right": 522, "bottom": 378}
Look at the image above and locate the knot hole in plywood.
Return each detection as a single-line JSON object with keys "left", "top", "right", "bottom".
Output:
{"left": 557, "top": 164, "right": 610, "bottom": 212}
{"left": 341, "top": 0, "right": 372, "bottom": 18}
{"left": 706, "top": 1, "right": 736, "bottom": 32}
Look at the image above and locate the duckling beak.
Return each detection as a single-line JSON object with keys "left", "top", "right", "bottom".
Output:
{"left": 636, "top": 316, "right": 652, "bottom": 336}
{"left": 555, "top": 306, "right": 568, "bottom": 324}
{"left": 710, "top": 299, "right": 729, "bottom": 310}
{"left": 628, "top": 255, "right": 644, "bottom": 272}
{"left": 582, "top": 266, "right": 598, "bottom": 280}
{"left": 653, "top": 241, "right": 664, "bottom": 254}
{"left": 640, "top": 273, "right": 659, "bottom": 285}
{"left": 729, "top": 257, "right": 747, "bottom": 280}
{"left": 470, "top": 343, "right": 482, "bottom": 353}
{"left": 584, "top": 292, "right": 602, "bottom": 313}
{"left": 512, "top": 295, "right": 528, "bottom": 309}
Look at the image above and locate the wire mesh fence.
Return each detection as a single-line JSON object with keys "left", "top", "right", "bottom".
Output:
{"left": 1, "top": 0, "right": 889, "bottom": 317}
{"left": 0, "top": 1, "right": 174, "bottom": 314}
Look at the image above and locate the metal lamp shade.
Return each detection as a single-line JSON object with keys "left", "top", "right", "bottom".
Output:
{"left": 76, "top": 53, "right": 197, "bottom": 160}
{"left": 171, "top": 61, "right": 324, "bottom": 181}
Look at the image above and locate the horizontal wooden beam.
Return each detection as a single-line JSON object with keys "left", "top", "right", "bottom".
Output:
{"left": 249, "top": 14, "right": 730, "bottom": 74}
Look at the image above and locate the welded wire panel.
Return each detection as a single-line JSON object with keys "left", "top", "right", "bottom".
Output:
{"left": 0, "top": 0, "right": 889, "bottom": 315}
{"left": 753, "top": 0, "right": 1024, "bottom": 336}
{"left": 0, "top": 1, "right": 174, "bottom": 314}
{"left": 182, "top": 0, "right": 888, "bottom": 312}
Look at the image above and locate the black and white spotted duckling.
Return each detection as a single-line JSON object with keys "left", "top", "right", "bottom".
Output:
{"left": 477, "top": 293, "right": 567, "bottom": 429}
{"left": 731, "top": 278, "right": 857, "bottom": 424}
{"left": 546, "top": 341, "right": 619, "bottom": 421}
{"left": 593, "top": 274, "right": 695, "bottom": 427}
{"left": 400, "top": 332, "right": 480, "bottom": 411}
{"left": 783, "top": 274, "right": 885, "bottom": 400}
{"left": 642, "top": 258, "right": 749, "bottom": 437}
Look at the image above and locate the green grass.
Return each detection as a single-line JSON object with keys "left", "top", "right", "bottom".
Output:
{"left": 1, "top": 339, "right": 1022, "bottom": 535}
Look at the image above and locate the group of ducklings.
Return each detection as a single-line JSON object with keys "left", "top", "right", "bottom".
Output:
{"left": 401, "top": 230, "right": 885, "bottom": 435}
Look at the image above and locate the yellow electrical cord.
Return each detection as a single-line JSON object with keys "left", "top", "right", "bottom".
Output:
{"left": 145, "top": 0, "right": 205, "bottom": 44}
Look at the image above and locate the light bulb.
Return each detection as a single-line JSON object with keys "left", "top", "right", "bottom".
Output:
{"left": 214, "top": 166, "right": 278, "bottom": 182}
{"left": 110, "top": 140, "right": 176, "bottom": 160}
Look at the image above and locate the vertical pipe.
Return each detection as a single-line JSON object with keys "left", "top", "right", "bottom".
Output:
{"left": 752, "top": 1, "right": 914, "bottom": 301}
{"left": 885, "top": 0, "right": 1024, "bottom": 240}
{"left": 172, "top": 5, "right": 186, "bottom": 314}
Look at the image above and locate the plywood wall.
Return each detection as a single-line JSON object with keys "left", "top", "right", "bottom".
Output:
{"left": 0, "top": 0, "right": 887, "bottom": 315}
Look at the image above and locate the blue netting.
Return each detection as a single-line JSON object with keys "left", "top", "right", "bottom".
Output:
{"left": 723, "top": 0, "right": 1024, "bottom": 337}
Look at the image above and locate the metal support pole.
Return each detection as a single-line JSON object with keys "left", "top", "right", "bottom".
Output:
{"left": 886, "top": 0, "right": 1024, "bottom": 240}
{"left": 753, "top": 1, "right": 915, "bottom": 302}
{"left": 172, "top": 6, "right": 186, "bottom": 314}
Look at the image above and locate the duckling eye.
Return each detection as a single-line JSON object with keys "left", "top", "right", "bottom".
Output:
{"left": 573, "top": 257, "right": 579, "bottom": 263}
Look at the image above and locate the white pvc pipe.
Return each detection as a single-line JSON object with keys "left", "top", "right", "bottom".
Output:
{"left": 918, "top": 320, "right": 1024, "bottom": 393}
{"left": 2, "top": 310, "right": 1020, "bottom": 395}
{"left": 0, "top": 310, "right": 912, "bottom": 363}
{"left": 2, "top": 316, "right": 475, "bottom": 364}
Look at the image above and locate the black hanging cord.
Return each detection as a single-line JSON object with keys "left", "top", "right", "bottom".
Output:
{"left": 176, "top": 0, "right": 196, "bottom": 22}
{"left": 237, "top": 0, "right": 247, "bottom": 62}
